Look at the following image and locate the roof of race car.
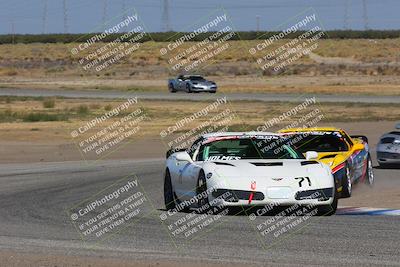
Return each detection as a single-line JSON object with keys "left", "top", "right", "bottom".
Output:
{"left": 279, "top": 127, "right": 342, "bottom": 133}
{"left": 202, "top": 131, "right": 279, "bottom": 139}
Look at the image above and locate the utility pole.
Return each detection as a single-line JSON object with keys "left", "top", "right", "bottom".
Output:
{"left": 63, "top": 0, "right": 68, "bottom": 33}
{"left": 11, "top": 19, "right": 15, "bottom": 44}
{"left": 344, "top": 0, "right": 349, "bottom": 30}
{"left": 122, "top": 0, "right": 127, "bottom": 18}
{"left": 161, "top": 0, "right": 172, "bottom": 32}
{"left": 362, "top": 0, "right": 369, "bottom": 30}
{"left": 256, "top": 15, "right": 260, "bottom": 31}
{"left": 42, "top": 0, "right": 48, "bottom": 34}
{"left": 102, "top": 0, "right": 108, "bottom": 31}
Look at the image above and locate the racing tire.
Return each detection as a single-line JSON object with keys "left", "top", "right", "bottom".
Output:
{"left": 168, "top": 83, "right": 176, "bottom": 93}
{"left": 196, "top": 171, "right": 210, "bottom": 212}
{"left": 365, "top": 154, "right": 375, "bottom": 186}
{"left": 164, "top": 169, "right": 176, "bottom": 210}
{"left": 317, "top": 194, "right": 338, "bottom": 216}
{"left": 186, "top": 84, "right": 192, "bottom": 93}
{"left": 341, "top": 163, "right": 352, "bottom": 198}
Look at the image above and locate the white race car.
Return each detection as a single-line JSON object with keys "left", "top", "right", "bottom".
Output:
{"left": 164, "top": 132, "right": 337, "bottom": 216}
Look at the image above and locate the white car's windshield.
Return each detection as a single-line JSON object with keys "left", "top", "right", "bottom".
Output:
{"left": 196, "top": 137, "right": 305, "bottom": 161}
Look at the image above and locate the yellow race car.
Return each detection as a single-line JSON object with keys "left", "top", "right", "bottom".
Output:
{"left": 279, "top": 127, "right": 374, "bottom": 198}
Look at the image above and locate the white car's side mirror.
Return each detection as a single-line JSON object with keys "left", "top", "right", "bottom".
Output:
{"left": 305, "top": 151, "right": 318, "bottom": 160}
{"left": 175, "top": 152, "right": 193, "bottom": 162}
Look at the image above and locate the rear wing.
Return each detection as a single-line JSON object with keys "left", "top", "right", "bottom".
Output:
{"left": 350, "top": 135, "right": 369, "bottom": 144}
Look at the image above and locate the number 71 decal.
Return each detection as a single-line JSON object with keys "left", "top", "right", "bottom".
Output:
{"left": 295, "top": 177, "right": 312, "bottom": 187}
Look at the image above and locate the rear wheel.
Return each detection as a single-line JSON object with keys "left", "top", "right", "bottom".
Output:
{"left": 365, "top": 154, "right": 374, "bottom": 185}
{"left": 341, "top": 163, "right": 352, "bottom": 198}
{"left": 164, "top": 169, "right": 176, "bottom": 210}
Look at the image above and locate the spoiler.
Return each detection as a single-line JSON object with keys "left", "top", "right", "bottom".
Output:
{"left": 350, "top": 135, "right": 368, "bottom": 144}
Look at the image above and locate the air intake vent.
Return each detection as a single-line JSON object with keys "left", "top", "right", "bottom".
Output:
{"left": 301, "top": 161, "right": 319, "bottom": 166}
{"left": 320, "top": 154, "right": 337, "bottom": 159}
{"left": 213, "top": 162, "right": 235, "bottom": 166}
{"left": 250, "top": 162, "right": 283, "bottom": 166}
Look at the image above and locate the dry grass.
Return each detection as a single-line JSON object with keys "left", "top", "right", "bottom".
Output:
{"left": 0, "top": 39, "right": 399, "bottom": 95}
{"left": 0, "top": 96, "right": 398, "bottom": 142}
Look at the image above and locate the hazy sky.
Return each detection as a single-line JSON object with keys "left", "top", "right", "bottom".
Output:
{"left": 0, "top": 0, "right": 399, "bottom": 34}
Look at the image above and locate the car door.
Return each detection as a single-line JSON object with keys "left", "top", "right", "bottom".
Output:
{"left": 177, "top": 77, "right": 185, "bottom": 91}
{"left": 180, "top": 162, "right": 202, "bottom": 201}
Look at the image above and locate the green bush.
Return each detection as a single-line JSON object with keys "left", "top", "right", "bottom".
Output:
{"left": 23, "top": 113, "right": 67, "bottom": 122}
{"left": 42, "top": 98, "right": 55, "bottom": 108}
{"left": 77, "top": 105, "right": 89, "bottom": 115}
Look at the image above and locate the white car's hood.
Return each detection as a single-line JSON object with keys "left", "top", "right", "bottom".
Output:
{"left": 200, "top": 159, "right": 332, "bottom": 192}
{"left": 203, "top": 159, "right": 325, "bottom": 177}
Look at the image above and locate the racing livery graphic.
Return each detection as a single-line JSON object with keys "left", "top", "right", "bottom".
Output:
{"left": 280, "top": 127, "right": 374, "bottom": 198}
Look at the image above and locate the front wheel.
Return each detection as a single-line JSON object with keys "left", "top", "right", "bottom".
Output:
{"left": 196, "top": 171, "right": 209, "bottom": 211}
{"left": 168, "top": 83, "right": 176, "bottom": 93}
{"left": 317, "top": 194, "right": 338, "bottom": 216}
{"left": 186, "top": 84, "right": 192, "bottom": 93}
{"left": 365, "top": 154, "right": 374, "bottom": 185}
{"left": 164, "top": 169, "right": 176, "bottom": 210}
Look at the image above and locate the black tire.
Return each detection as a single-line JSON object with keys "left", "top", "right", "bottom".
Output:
{"left": 186, "top": 83, "right": 192, "bottom": 93}
{"left": 168, "top": 83, "right": 176, "bottom": 93}
{"left": 365, "top": 154, "right": 374, "bottom": 185}
{"left": 164, "top": 169, "right": 176, "bottom": 210}
{"left": 378, "top": 162, "right": 389, "bottom": 168}
{"left": 210, "top": 91, "right": 216, "bottom": 94}
{"left": 196, "top": 171, "right": 209, "bottom": 211}
{"left": 317, "top": 193, "right": 338, "bottom": 216}
{"left": 341, "top": 163, "right": 352, "bottom": 198}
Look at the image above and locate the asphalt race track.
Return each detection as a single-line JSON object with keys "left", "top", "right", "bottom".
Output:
{"left": 0, "top": 158, "right": 399, "bottom": 266}
{"left": 1, "top": 88, "right": 400, "bottom": 103}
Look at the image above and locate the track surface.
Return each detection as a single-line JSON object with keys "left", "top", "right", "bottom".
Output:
{"left": 0, "top": 158, "right": 399, "bottom": 266}
{"left": 1, "top": 88, "right": 400, "bottom": 103}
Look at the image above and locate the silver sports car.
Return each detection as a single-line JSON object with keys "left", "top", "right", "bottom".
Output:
{"left": 168, "top": 75, "right": 217, "bottom": 93}
{"left": 377, "top": 123, "right": 400, "bottom": 166}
